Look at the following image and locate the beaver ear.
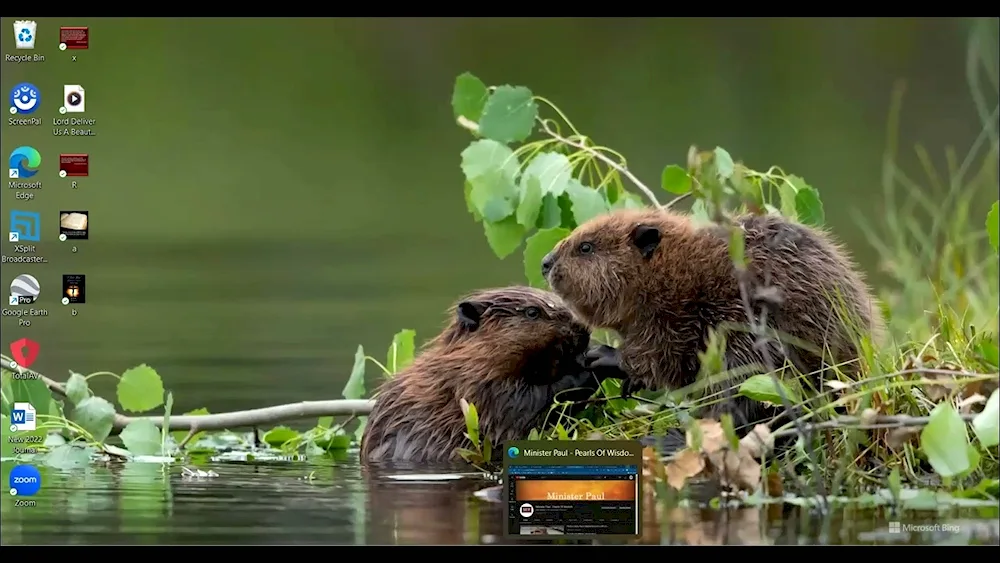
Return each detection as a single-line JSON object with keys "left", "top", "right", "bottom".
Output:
{"left": 457, "top": 301, "right": 488, "bottom": 331}
{"left": 631, "top": 224, "right": 661, "bottom": 259}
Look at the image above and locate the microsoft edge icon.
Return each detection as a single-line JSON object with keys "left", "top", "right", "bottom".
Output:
{"left": 9, "top": 146, "right": 42, "bottom": 179}
{"left": 507, "top": 446, "right": 519, "bottom": 458}
{"left": 9, "top": 83, "right": 41, "bottom": 115}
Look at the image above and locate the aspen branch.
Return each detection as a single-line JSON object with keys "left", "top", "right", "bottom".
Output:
{"left": 1, "top": 354, "right": 374, "bottom": 432}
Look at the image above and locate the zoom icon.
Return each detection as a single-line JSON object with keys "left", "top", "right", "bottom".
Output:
{"left": 9, "top": 146, "right": 41, "bottom": 179}
{"left": 9, "top": 83, "right": 40, "bottom": 115}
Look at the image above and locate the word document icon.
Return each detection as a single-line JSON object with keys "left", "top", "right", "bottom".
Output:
{"left": 9, "top": 210, "right": 41, "bottom": 242}
{"left": 9, "top": 83, "right": 40, "bottom": 115}
{"left": 14, "top": 21, "right": 36, "bottom": 49}
{"left": 11, "top": 402, "right": 36, "bottom": 432}
{"left": 62, "top": 85, "right": 85, "bottom": 114}
{"left": 9, "top": 146, "right": 41, "bottom": 179}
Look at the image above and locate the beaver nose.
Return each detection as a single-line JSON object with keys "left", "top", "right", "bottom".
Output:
{"left": 541, "top": 252, "right": 556, "bottom": 276}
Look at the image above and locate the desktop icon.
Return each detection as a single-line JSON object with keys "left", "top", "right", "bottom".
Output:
{"left": 9, "top": 83, "right": 40, "bottom": 115}
{"left": 9, "top": 338, "right": 40, "bottom": 370}
{"left": 508, "top": 446, "right": 520, "bottom": 458}
{"left": 8, "top": 465, "right": 42, "bottom": 497}
{"left": 59, "top": 211, "right": 88, "bottom": 240}
{"left": 9, "top": 146, "right": 41, "bottom": 179}
{"left": 9, "top": 210, "right": 41, "bottom": 242}
{"left": 9, "top": 274, "right": 40, "bottom": 305}
{"left": 62, "top": 85, "right": 85, "bottom": 114}
{"left": 13, "top": 21, "right": 36, "bottom": 49}
{"left": 62, "top": 274, "right": 86, "bottom": 304}
{"left": 59, "top": 26, "right": 88, "bottom": 50}
{"left": 59, "top": 153, "right": 88, "bottom": 177}
{"left": 11, "top": 402, "right": 36, "bottom": 432}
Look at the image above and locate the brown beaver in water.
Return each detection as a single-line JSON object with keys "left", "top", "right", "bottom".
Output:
{"left": 361, "top": 286, "right": 614, "bottom": 463}
{"left": 541, "top": 208, "right": 883, "bottom": 438}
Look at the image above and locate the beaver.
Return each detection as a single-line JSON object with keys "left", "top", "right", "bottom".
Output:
{"left": 361, "top": 286, "right": 614, "bottom": 463}
{"left": 541, "top": 208, "right": 883, "bottom": 436}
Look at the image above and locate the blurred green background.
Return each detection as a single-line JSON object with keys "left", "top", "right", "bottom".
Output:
{"left": 0, "top": 17, "right": 993, "bottom": 415}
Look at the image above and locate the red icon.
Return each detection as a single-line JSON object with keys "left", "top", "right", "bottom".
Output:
{"left": 59, "top": 153, "right": 89, "bottom": 177}
{"left": 59, "top": 26, "right": 89, "bottom": 50}
{"left": 9, "top": 338, "right": 40, "bottom": 369}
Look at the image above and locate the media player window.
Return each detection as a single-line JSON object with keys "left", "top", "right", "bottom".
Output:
{"left": 502, "top": 441, "right": 642, "bottom": 539}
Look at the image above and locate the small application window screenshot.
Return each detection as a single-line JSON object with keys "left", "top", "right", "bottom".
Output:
{"left": 503, "top": 440, "right": 642, "bottom": 540}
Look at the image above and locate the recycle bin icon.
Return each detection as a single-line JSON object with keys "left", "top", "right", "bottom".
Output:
{"left": 14, "top": 21, "right": 36, "bottom": 49}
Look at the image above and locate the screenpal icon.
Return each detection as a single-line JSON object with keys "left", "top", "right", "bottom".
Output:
{"left": 59, "top": 153, "right": 88, "bottom": 177}
{"left": 9, "top": 146, "right": 41, "bottom": 179}
{"left": 62, "top": 85, "right": 85, "bottom": 114}
{"left": 9, "top": 209, "right": 41, "bottom": 242}
{"left": 10, "top": 274, "right": 40, "bottom": 305}
{"left": 9, "top": 83, "right": 40, "bottom": 115}
{"left": 59, "top": 26, "right": 88, "bottom": 50}
{"left": 9, "top": 464, "right": 42, "bottom": 497}
{"left": 13, "top": 21, "right": 36, "bottom": 49}
{"left": 11, "top": 402, "right": 37, "bottom": 432}
{"left": 9, "top": 338, "right": 40, "bottom": 370}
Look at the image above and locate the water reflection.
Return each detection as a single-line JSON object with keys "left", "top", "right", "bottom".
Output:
{"left": 1, "top": 459, "right": 997, "bottom": 545}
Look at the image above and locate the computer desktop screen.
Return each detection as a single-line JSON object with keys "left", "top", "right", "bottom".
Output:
{"left": 1, "top": 16, "right": 998, "bottom": 547}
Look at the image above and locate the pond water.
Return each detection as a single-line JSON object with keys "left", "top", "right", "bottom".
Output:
{"left": 2, "top": 457, "right": 998, "bottom": 545}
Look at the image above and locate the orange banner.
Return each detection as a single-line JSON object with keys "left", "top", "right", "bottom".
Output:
{"left": 515, "top": 480, "right": 635, "bottom": 502}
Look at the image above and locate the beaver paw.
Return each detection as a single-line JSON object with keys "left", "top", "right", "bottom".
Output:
{"left": 585, "top": 345, "right": 626, "bottom": 381}
{"left": 619, "top": 377, "right": 647, "bottom": 399}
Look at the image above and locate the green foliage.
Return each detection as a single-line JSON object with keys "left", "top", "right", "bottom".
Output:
{"left": 972, "top": 389, "right": 999, "bottom": 448}
{"left": 457, "top": 398, "right": 493, "bottom": 467}
{"left": 920, "top": 402, "right": 977, "bottom": 479}
{"left": 117, "top": 364, "right": 165, "bottom": 413}
{"left": 452, "top": 72, "right": 835, "bottom": 287}
{"left": 738, "top": 374, "right": 801, "bottom": 406}
{"left": 988, "top": 201, "right": 999, "bottom": 253}
{"left": 523, "top": 228, "right": 571, "bottom": 288}
{"left": 387, "top": 329, "right": 416, "bottom": 374}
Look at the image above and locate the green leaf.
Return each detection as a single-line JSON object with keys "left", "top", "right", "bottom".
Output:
{"left": 987, "top": 201, "right": 999, "bottom": 253}
{"left": 794, "top": 186, "right": 825, "bottom": 226}
{"left": 611, "top": 192, "right": 646, "bottom": 211}
{"left": 478, "top": 85, "right": 537, "bottom": 144}
{"left": 972, "top": 389, "right": 999, "bottom": 448}
{"left": 451, "top": 72, "right": 488, "bottom": 122}
{"left": 976, "top": 338, "right": 999, "bottom": 368}
{"left": 714, "top": 147, "right": 735, "bottom": 180}
{"left": 691, "top": 199, "right": 711, "bottom": 224}
{"left": 565, "top": 180, "right": 610, "bottom": 224}
{"left": 387, "top": 329, "right": 417, "bottom": 374}
{"left": 65, "top": 372, "right": 89, "bottom": 405}
{"left": 523, "top": 228, "right": 571, "bottom": 288}
{"left": 728, "top": 226, "right": 747, "bottom": 270}
{"left": 463, "top": 181, "right": 483, "bottom": 222}
{"left": 720, "top": 414, "right": 740, "bottom": 451}
{"left": 460, "top": 140, "right": 520, "bottom": 222}
{"left": 342, "top": 345, "right": 367, "bottom": 400}
{"left": 170, "top": 407, "right": 209, "bottom": 445}
{"left": 482, "top": 216, "right": 526, "bottom": 259}
{"left": 72, "top": 396, "right": 116, "bottom": 442}
{"left": 0, "top": 415, "right": 14, "bottom": 457}
{"left": 536, "top": 194, "right": 563, "bottom": 229}
{"left": 778, "top": 178, "right": 800, "bottom": 219}
{"left": 920, "top": 402, "right": 973, "bottom": 478}
{"left": 120, "top": 419, "right": 163, "bottom": 456}
{"left": 516, "top": 176, "right": 544, "bottom": 227}
{"left": 44, "top": 444, "right": 94, "bottom": 469}
{"left": 661, "top": 164, "right": 692, "bottom": 194}
{"left": 521, "top": 152, "right": 572, "bottom": 197}
{"left": 888, "top": 467, "right": 902, "bottom": 502}
{"left": 738, "top": 374, "right": 800, "bottom": 405}
{"left": 315, "top": 430, "right": 351, "bottom": 451}
{"left": 117, "top": 364, "right": 165, "bottom": 413}
{"left": 460, "top": 398, "right": 481, "bottom": 449}
{"left": 9, "top": 375, "right": 52, "bottom": 420}
{"left": 262, "top": 426, "right": 299, "bottom": 448}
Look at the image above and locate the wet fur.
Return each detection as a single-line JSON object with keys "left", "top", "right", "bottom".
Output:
{"left": 361, "top": 286, "right": 604, "bottom": 463}
{"left": 545, "top": 208, "right": 883, "bottom": 436}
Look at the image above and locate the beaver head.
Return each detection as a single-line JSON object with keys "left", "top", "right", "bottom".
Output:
{"left": 541, "top": 208, "right": 706, "bottom": 332}
{"left": 428, "top": 286, "right": 592, "bottom": 385}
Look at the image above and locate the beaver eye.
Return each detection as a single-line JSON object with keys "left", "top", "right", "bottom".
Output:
{"left": 524, "top": 306, "right": 541, "bottom": 319}
{"left": 578, "top": 242, "right": 594, "bottom": 254}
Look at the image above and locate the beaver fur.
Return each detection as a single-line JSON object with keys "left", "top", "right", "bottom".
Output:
{"left": 361, "top": 286, "right": 610, "bottom": 463}
{"left": 542, "top": 208, "right": 883, "bottom": 435}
